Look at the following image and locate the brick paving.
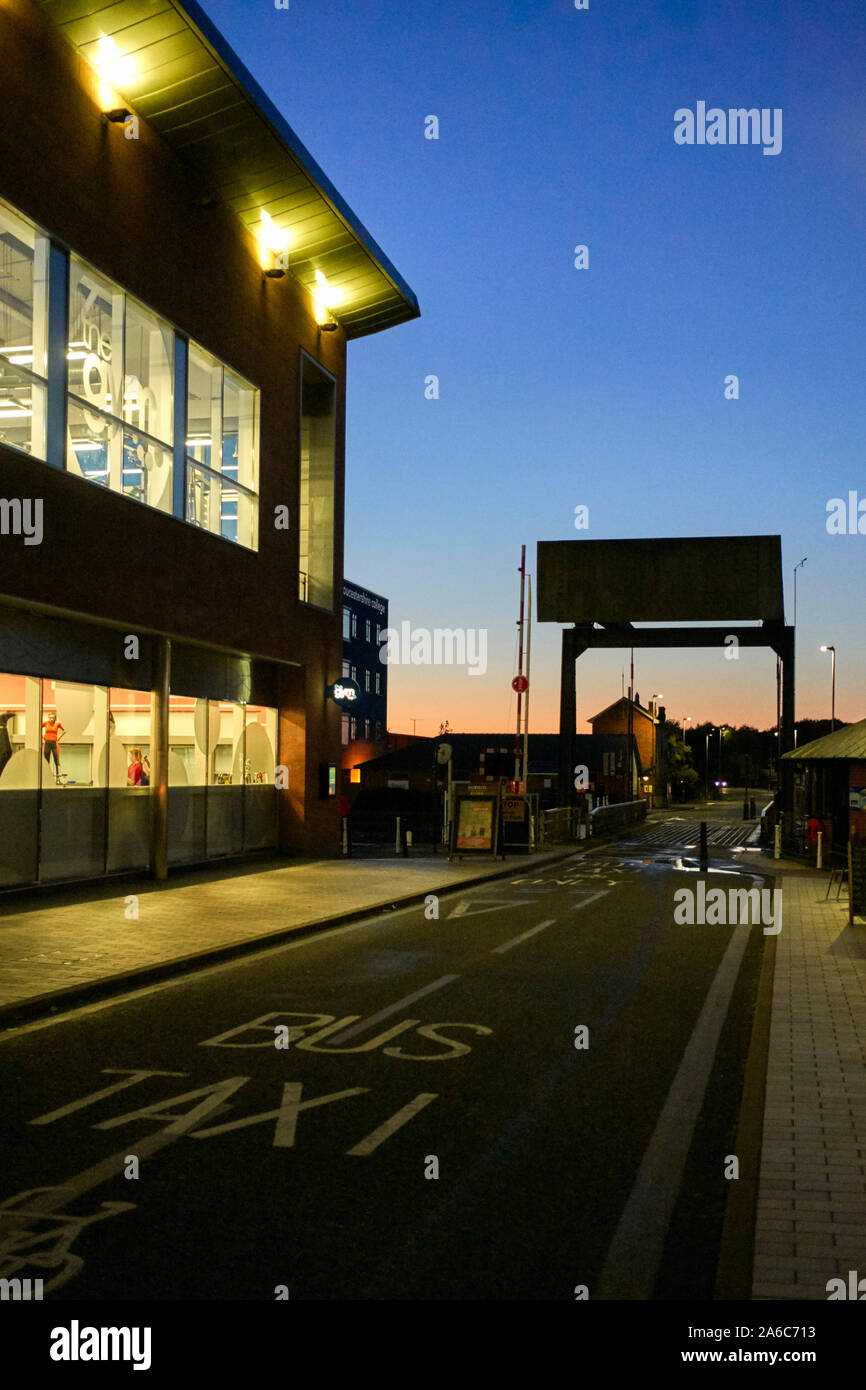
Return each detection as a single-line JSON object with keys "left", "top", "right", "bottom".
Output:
{"left": 0, "top": 850, "right": 571, "bottom": 1012}
{"left": 751, "top": 870, "right": 866, "bottom": 1300}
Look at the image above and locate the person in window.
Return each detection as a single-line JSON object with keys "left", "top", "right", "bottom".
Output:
{"left": 42, "top": 712, "right": 65, "bottom": 781}
{"left": 140, "top": 754, "right": 151, "bottom": 787}
{"left": 127, "top": 747, "right": 144, "bottom": 787}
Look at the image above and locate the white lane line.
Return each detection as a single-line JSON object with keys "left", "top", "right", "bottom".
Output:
{"left": 447, "top": 898, "right": 534, "bottom": 919}
{"left": 325, "top": 975, "right": 460, "bottom": 1045}
{"left": 491, "top": 920, "right": 556, "bottom": 954}
{"left": 346, "top": 1092, "right": 438, "bottom": 1157}
{"left": 569, "top": 889, "right": 608, "bottom": 912}
{"left": 596, "top": 923, "right": 751, "bottom": 1300}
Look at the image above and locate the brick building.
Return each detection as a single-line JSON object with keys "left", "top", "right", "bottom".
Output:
{"left": 0, "top": 0, "right": 418, "bottom": 888}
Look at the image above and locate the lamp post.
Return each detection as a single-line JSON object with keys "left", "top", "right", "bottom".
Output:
{"left": 651, "top": 693, "right": 664, "bottom": 806}
{"left": 793, "top": 556, "right": 807, "bottom": 626}
{"left": 705, "top": 727, "right": 713, "bottom": 803}
{"left": 716, "top": 724, "right": 729, "bottom": 792}
{"left": 680, "top": 716, "right": 691, "bottom": 804}
{"left": 820, "top": 646, "right": 836, "bottom": 732}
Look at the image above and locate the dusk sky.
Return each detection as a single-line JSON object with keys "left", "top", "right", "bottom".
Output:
{"left": 207, "top": 0, "right": 866, "bottom": 737}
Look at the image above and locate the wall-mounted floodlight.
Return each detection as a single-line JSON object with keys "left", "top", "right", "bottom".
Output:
{"left": 313, "top": 269, "right": 342, "bottom": 328}
{"left": 258, "top": 210, "right": 291, "bottom": 278}
{"left": 94, "top": 35, "right": 136, "bottom": 116}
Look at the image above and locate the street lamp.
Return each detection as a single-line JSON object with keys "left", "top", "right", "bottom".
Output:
{"left": 705, "top": 726, "right": 713, "bottom": 802}
{"left": 820, "top": 646, "right": 836, "bottom": 732}
{"left": 793, "top": 556, "right": 807, "bottom": 626}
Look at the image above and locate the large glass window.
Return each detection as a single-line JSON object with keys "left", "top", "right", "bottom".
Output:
{"left": 0, "top": 199, "right": 48, "bottom": 459}
{"left": 0, "top": 672, "right": 41, "bottom": 886}
{"left": 39, "top": 679, "right": 108, "bottom": 881}
{"left": 186, "top": 342, "right": 259, "bottom": 550}
{"left": 67, "top": 256, "right": 174, "bottom": 513}
{"left": 299, "top": 354, "right": 336, "bottom": 607}
{"left": 106, "top": 686, "right": 153, "bottom": 872}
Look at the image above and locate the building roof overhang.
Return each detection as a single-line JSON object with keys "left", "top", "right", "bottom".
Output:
{"left": 35, "top": 0, "right": 420, "bottom": 339}
{"left": 782, "top": 718, "right": 866, "bottom": 762}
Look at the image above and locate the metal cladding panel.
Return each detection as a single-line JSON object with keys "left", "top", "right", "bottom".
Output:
{"left": 35, "top": 0, "right": 420, "bottom": 339}
{"left": 782, "top": 718, "right": 866, "bottom": 762}
{"left": 536, "top": 536, "right": 784, "bottom": 624}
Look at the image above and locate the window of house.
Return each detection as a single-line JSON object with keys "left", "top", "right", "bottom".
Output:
{"left": 365, "top": 619, "right": 371, "bottom": 643}
{"left": 342, "top": 608, "right": 352, "bottom": 640}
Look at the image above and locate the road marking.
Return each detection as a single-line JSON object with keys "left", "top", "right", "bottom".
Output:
{"left": 346, "top": 1092, "right": 438, "bottom": 1156}
{"left": 448, "top": 898, "right": 533, "bottom": 919}
{"left": 29, "top": 1069, "right": 187, "bottom": 1125}
{"left": 189, "top": 1083, "right": 369, "bottom": 1148}
{"left": 569, "top": 889, "right": 609, "bottom": 912}
{"left": 596, "top": 923, "right": 751, "bottom": 1299}
{"left": 326, "top": 976, "right": 460, "bottom": 1046}
{"left": 491, "top": 919, "right": 556, "bottom": 954}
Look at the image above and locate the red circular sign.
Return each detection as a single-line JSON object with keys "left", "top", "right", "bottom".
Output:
{"left": 511, "top": 675, "right": 529, "bottom": 693}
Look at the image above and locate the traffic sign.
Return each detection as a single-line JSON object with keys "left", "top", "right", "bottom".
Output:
{"left": 511, "top": 675, "right": 529, "bottom": 693}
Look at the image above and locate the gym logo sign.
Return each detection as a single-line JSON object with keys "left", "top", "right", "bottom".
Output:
{"left": 328, "top": 679, "right": 360, "bottom": 706}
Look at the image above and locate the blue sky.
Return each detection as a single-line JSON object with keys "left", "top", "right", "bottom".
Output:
{"left": 205, "top": 0, "right": 866, "bottom": 736}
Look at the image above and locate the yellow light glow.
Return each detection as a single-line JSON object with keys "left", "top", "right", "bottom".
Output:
{"left": 257, "top": 210, "right": 291, "bottom": 270}
{"left": 94, "top": 35, "right": 136, "bottom": 111}
{"left": 313, "top": 269, "right": 342, "bottom": 324}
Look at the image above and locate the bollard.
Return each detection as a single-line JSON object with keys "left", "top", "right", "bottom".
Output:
{"left": 816, "top": 830, "right": 823, "bottom": 871}
{"left": 743, "top": 788, "right": 750, "bottom": 820}
{"left": 406, "top": 829, "right": 413, "bottom": 850}
{"left": 395, "top": 816, "right": 401, "bottom": 855}
{"left": 774, "top": 824, "right": 781, "bottom": 861}
{"left": 750, "top": 797, "right": 756, "bottom": 819}
{"left": 699, "top": 820, "right": 708, "bottom": 872}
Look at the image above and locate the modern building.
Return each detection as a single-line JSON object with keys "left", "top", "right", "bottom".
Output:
{"left": 0, "top": 0, "right": 418, "bottom": 889}
{"left": 341, "top": 581, "right": 387, "bottom": 784}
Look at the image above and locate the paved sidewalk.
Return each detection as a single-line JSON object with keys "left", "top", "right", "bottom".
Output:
{"left": 752, "top": 869, "right": 866, "bottom": 1300}
{"left": 0, "top": 849, "right": 574, "bottom": 1020}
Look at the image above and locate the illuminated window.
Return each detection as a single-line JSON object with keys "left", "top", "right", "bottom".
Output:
{"left": 186, "top": 341, "right": 259, "bottom": 549}
{"left": 0, "top": 198, "right": 48, "bottom": 459}
{"left": 67, "top": 257, "right": 174, "bottom": 512}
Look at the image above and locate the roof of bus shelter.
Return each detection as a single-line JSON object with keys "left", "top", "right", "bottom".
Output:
{"left": 782, "top": 718, "right": 866, "bottom": 762}
{"left": 37, "top": 0, "right": 420, "bottom": 339}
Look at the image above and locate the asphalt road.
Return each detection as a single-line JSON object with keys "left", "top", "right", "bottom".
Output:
{"left": 0, "top": 813, "right": 774, "bottom": 1301}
